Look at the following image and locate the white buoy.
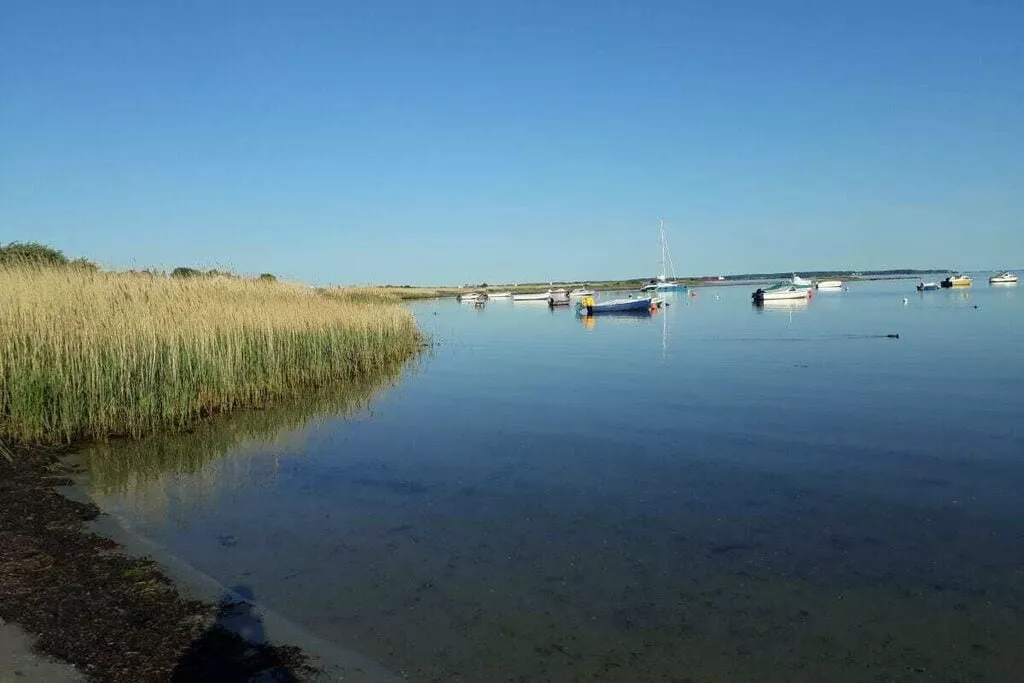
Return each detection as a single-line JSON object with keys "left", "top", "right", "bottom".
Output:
{"left": 902, "top": 297, "right": 908, "bottom": 305}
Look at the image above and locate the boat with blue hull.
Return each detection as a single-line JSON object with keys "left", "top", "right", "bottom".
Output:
{"left": 577, "top": 296, "right": 657, "bottom": 315}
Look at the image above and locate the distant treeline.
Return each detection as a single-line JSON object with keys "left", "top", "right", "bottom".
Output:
{"left": 0, "top": 241, "right": 277, "bottom": 281}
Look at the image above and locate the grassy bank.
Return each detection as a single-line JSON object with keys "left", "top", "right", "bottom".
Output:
{"left": 0, "top": 265, "right": 420, "bottom": 446}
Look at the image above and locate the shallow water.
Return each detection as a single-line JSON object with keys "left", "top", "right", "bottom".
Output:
{"left": 83, "top": 278, "right": 1024, "bottom": 682}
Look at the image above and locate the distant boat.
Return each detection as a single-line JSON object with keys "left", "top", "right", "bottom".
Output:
{"left": 791, "top": 275, "right": 814, "bottom": 288}
{"left": 578, "top": 296, "right": 656, "bottom": 314}
{"left": 989, "top": 271, "right": 1019, "bottom": 285}
{"left": 548, "top": 289, "right": 571, "bottom": 306}
{"left": 512, "top": 291, "right": 551, "bottom": 301}
{"left": 752, "top": 283, "right": 811, "bottom": 303}
{"left": 916, "top": 282, "right": 939, "bottom": 291}
{"left": 940, "top": 274, "right": 972, "bottom": 288}
{"left": 640, "top": 219, "right": 686, "bottom": 292}
{"left": 815, "top": 280, "right": 843, "bottom": 290}
{"left": 569, "top": 288, "right": 595, "bottom": 298}
{"left": 488, "top": 292, "right": 513, "bottom": 298}
{"left": 458, "top": 292, "right": 487, "bottom": 303}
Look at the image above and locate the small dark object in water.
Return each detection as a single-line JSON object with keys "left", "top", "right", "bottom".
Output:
{"left": 887, "top": 334, "right": 900, "bottom": 339}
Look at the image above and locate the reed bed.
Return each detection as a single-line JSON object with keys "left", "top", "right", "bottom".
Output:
{"left": 0, "top": 265, "right": 420, "bottom": 445}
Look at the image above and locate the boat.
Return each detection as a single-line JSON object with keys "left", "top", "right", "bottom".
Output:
{"left": 752, "top": 283, "right": 811, "bottom": 304}
{"left": 640, "top": 220, "right": 686, "bottom": 292}
{"left": 548, "top": 289, "right": 571, "bottom": 307}
{"left": 940, "top": 274, "right": 972, "bottom": 288}
{"left": 577, "top": 295, "right": 656, "bottom": 314}
{"left": 815, "top": 280, "right": 843, "bottom": 290}
{"left": 989, "top": 271, "right": 1019, "bottom": 285}
{"left": 457, "top": 292, "right": 487, "bottom": 303}
{"left": 916, "top": 282, "right": 939, "bottom": 291}
{"left": 791, "top": 275, "right": 814, "bottom": 288}
{"left": 488, "top": 292, "right": 513, "bottom": 298}
{"left": 569, "top": 288, "right": 595, "bottom": 297}
{"left": 512, "top": 291, "right": 551, "bottom": 301}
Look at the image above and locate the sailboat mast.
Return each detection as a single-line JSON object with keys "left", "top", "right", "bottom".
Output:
{"left": 659, "top": 218, "right": 667, "bottom": 281}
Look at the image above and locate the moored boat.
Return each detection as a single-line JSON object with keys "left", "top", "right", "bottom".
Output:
{"left": 940, "top": 274, "right": 972, "bottom": 288}
{"left": 815, "top": 280, "right": 843, "bottom": 290}
{"left": 569, "top": 288, "right": 595, "bottom": 297}
{"left": 989, "top": 271, "right": 1019, "bottom": 285}
{"left": 640, "top": 219, "right": 686, "bottom": 292}
{"left": 752, "top": 283, "right": 811, "bottom": 304}
{"left": 791, "top": 275, "right": 814, "bottom": 288}
{"left": 512, "top": 291, "right": 551, "bottom": 301}
{"left": 548, "top": 289, "right": 571, "bottom": 306}
{"left": 488, "top": 292, "right": 512, "bottom": 298}
{"left": 577, "top": 295, "right": 656, "bottom": 314}
{"left": 916, "top": 281, "right": 939, "bottom": 291}
{"left": 458, "top": 292, "right": 488, "bottom": 303}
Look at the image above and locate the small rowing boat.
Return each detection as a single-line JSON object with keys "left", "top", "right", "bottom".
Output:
{"left": 815, "top": 280, "right": 843, "bottom": 290}
{"left": 916, "top": 282, "right": 939, "bottom": 291}
{"left": 512, "top": 291, "right": 550, "bottom": 301}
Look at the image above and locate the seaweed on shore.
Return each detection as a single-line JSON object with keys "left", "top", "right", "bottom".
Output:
{"left": 0, "top": 446, "right": 309, "bottom": 682}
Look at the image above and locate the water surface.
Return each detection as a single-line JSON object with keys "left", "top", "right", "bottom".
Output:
{"left": 84, "top": 279, "right": 1024, "bottom": 682}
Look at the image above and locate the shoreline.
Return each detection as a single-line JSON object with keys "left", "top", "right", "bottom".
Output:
{"left": 63, "top": 453, "right": 405, "bottom": 683}
{"left": 0, "top": 447, "right": 310, "bottom": 682}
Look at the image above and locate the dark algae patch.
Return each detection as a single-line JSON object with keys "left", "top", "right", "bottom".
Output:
{"left": 0, "top": 446, "right": 308, "bottom": 682}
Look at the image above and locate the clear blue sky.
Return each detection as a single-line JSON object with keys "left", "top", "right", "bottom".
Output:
{"left": 2, "top": 1, "right": 1021, "bottom": 285}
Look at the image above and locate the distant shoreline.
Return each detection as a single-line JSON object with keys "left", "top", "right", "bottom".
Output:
{"left": 374, "top": 270, "right": 956, "bottom": 299}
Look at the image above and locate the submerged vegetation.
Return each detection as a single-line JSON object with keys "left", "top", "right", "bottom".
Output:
{"left": 0, "top": 264, "right": 420, "bottom": 446}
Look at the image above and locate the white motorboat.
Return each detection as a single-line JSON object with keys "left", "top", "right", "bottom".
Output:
{"left": 548, "top": 289, "right": 571, "bottom": 306}
{"left": 512, "top": 291, "right": 551, "bottom": 301}
{"left": 752, "top": 283, "right": 811, "bottom": 303}
{"left": 791, "top": 274, "right": 814, "bottom": 288}
{"left": 989, "top": 271, "right": 1019, "bottom": 285}
{"left": 487, "top": 292, "right": 512, "bottom": 298}
{"left": 457, "top": 292, "right": 487, "bottom": 303}
{"left": 640, "top": 220, "right": 686, "bottom": 292}
{"left": 569, "top": 288, "right": 596, "bottom": 298}
{"left": 815, "top": 280, "right": 843, "bottom": 290}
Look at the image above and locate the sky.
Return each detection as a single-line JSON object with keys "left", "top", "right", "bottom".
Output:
{"left": 1, "top": 0, "right": 1021, "bottom": 285}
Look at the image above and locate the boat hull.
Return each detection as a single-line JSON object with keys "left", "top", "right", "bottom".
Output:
{"left": 989, "top": 274, "right": 1018, "bottom": 284}
{"left": 512, "top": 293, "right": 550, "bottom": 301}
{"left": 641, "top": 283, "right": 685, "bottom": 292}
{"left": 816, "top": 280, "right": 843, "bottom": 290}
{"left": 752, "top": 286, "right": 810, "bottom": 303}
{"left": 916, "top": 282, "right": 939, "bottom": 291}
{"left": 580, "top": 297, "right": 655, "bottom": 314}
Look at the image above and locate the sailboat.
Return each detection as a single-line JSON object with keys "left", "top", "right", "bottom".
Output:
{"left": 640, "top": 219, "right": 686, "bottom": 292}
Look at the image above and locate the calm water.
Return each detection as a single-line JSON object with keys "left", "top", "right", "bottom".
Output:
{"left": 83, "top": 279, "right": 1024, "bottom": 682}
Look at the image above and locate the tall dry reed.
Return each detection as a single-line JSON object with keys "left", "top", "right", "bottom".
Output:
{"left": 0, "top": 265, "right": 420, "bottom": 445}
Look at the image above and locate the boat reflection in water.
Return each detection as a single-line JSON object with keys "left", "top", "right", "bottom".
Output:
{"left": 753, "top": 297, "right": 810, "bottom": 313}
